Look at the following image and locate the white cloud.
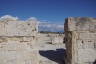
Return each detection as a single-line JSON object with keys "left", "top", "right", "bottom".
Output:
{"left": 38, "top": 21, "right": 64, "bottom": 32}
{"left": 0, "top": 15, "right": 18, "bottom": 21}
{"left": 27, "top": 17, "right": 37, "bottom": 21}
{"left": 39, "top": 21, "right": 64, "bottom": 29}
{"left": 56, "top": 25, "right": 64, "bottom": 29}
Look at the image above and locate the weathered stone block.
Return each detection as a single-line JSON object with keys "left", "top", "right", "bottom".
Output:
{"left": 0, "top": 16, "right": 38, "bottom": 64}
{"left": 64, "top": 17, "right": 96, "bottom": 64}
{"left": 65, "top": 17, "right": 96, "bottom": 31}
{"left": 79, "top": 32, "right": 96, "bottom": 40}
{"left": 0, "top": 37, "right": 38, "bottom": 64}
{"left": 0, "top": 20, "right": 38, "bottom": 36}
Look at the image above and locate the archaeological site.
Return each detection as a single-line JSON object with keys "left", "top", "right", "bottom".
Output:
{"left": 0, "top": 15, "right": 96, "bottom": 64}
{"left": 0, "top": 15, "right": 65, "bottom": 64}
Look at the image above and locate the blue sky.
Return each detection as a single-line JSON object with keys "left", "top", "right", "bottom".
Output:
{"left": 0, "top": 0, "right": 96, "bottom": 24}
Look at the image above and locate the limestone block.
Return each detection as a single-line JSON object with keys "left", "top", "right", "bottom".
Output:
{"left": 78, "top": 49, "right": 96, "bottom": 63}
{"left": 77, "top": 40, "right": 84, "bottom": 49}
{"left": 0, "top": 22, "right": 5, "bottom": 36}
{"left": 0, "top": 20, "right": 38, "bottom": 36}
{"left": 52, "top": 36, "right": 63, "bottom": 44}
{"left": 89, "top": 23, "right": 96, "bottom": 31}
{"left": 79, "top": 32, "right": 96, "bottom": 40}
{"left": 65, "top": 17, "right": 96, "bottom": 31}
{"left": 64, "top": 18, "right": 76, "bottom": 31}
{"left": 0, "top": 37, "right": 38, "bottom": 64}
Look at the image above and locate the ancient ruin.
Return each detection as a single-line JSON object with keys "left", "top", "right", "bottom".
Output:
{"left": 64, "top": 17, "right": 96, "bottom": 64}
{"left": 0, "top": 15, "right": 39, "bottom": 64}
{"left": 0, "top": 15, "right": 96, "bottom": 64}
{"left": 0, "top": 15, "right": 65, "bottom": 64}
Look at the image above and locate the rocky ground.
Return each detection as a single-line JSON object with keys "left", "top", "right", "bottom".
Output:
{"left": 35, "top": 33, "right": 66, "bottom": 64}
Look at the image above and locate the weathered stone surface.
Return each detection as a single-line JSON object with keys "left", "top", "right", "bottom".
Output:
{"left": 0, "top": 17, "right": 38, "bottom": 64}
{"left": 0, "top": 37, "right": 38, "bottom": 64}
{"left": 65, "top": 17, "right": 96, "bottom": 31}
{"left": 64, "top": 17, "right": 96, "bottom": 64}
{"left": 0, "top": 20, "right": 38, "bottom": 36}
{"left": 0, "top": 15, "right": 65, "bottom": 64}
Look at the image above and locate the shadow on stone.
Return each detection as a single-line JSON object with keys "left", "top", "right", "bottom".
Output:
{"left": 93, "top": 60, "right": 96, "bottom": 64}
{"left": 39, "top": 48, "right": 66, "bottom": 64}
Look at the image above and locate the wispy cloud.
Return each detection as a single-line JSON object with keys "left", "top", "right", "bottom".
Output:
{"left": 39, "top": 21, "right": 64, "bottom": 32}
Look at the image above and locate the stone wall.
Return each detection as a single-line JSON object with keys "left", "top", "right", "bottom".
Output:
{"left": 0, "top": 17, "right": 38, "bottom": 64}
{"left": 49, "top": 33, "right": 64, "bottom": 44}
{"left": 64, "top": 17, "right": 96, "bottom": 64}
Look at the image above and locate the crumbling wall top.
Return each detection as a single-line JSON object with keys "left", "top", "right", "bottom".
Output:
{"left": 0, "top": 16, "right": 38, "bottom": 36}
{"left": 64, "top": 17, "right": 96, "bottom": 32}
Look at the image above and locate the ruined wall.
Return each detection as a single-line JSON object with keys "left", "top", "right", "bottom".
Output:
{"left": 49, "top": 33, "right": 64, "bottom": 44}
{"left": 64, "top": 17, "right": 96, "bottom": 64}
{"left": 0, "top": 18, "right": 38, "bottom": 64}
